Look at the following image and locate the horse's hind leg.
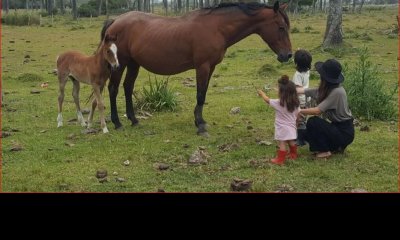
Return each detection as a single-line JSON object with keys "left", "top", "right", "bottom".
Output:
{"left": 57, "top": 72, "right": 68, "bottom": 127}
{"left": 93, "top": 84, "right": 108, "bottom": 133}
{"left": 194, "top": 65, "right": 214, "bottom": 136}
{"left": 71, "top": 77, "right": 86, "bottom": 127}
{"left": 108, "top": 65, "right": 126, "bottom": 129}
{"left": 87, "top": 98, "right": 97, "bottom": 129}
{"left": 123, "top": 62, "right": 140, "bottom": 126}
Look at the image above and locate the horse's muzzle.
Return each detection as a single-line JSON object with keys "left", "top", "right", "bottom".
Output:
{"left": 277, "top": 52, "right": 292, "bottom": 63}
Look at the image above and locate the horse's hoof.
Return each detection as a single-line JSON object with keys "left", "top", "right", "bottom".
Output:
{"left": 197, "top": 131, "right": 210, "bottom": 138}
{"left": 131, "top": 120, "right": 139, "bottom": 126}
{"left": 114, "top": 123, "right": 123, "bottom": 129}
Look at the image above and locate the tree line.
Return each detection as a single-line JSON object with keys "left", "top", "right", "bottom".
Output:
{"left": 3, "top": 0, "right": 398, "bottom": 17}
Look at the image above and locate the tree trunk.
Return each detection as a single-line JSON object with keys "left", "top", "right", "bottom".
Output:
{"left": 72, "top": 0, "right": 77, "bottom": 20}
{"left": 47, "top": 0, "right": 52, "bottom": 15}
{"left": 5, "top": 0, "right": 9, "bottom": 14}
{"left": 322, "top": 0, "right": 343, "bottom": 48}
{"left": 352, "top": 0, "right": 356, "bottom": 13}
{"left": 319, "top": 0, "right": 323, "bottom": 11}
{"left": 163, "top": 0, "right": 168, "bottom": 15}
{"left": 106, "top": 0, "right": 109, "bottom": 18}
{"left": 99, "top": 0, "right": 103, "bottom": 15}
{"left": 60, "top": 0, "right": 65, "bottom": 14}
{"left": 358, "top": 0, "right": 365, "bottom": 13}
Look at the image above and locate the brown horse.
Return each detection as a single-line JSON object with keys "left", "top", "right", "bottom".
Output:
{"left": 101, "top": 1, "right": 292, "bottom": 136}
{"left": 56, "top": 35, "right": 119, "bottom": 133}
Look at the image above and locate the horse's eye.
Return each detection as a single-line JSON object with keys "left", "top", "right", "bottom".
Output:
{"left": 279, "top": 26, "right": 285, "bottom": 31}
{"left": 107, "top": 50, "right": 111, "bottom": 53}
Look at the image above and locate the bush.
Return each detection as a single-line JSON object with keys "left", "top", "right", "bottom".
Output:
{"left": 343, "top": 48, "right": 397, "bottom": 120}
{"left": 78, "top": 3, "right": 99, "bottom": 17}
{"left": 2, "top": 12, "right": 40, "bottom": 26}
{"left": 135, "top": 76, "right": 178, "bottom": 112}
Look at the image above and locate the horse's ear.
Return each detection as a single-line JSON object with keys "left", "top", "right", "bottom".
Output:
{"left": 280, "top": 3, "right": 288, "bottom": 11}
{"left": 273, "top": 1, "right": 280, "bottom": 13}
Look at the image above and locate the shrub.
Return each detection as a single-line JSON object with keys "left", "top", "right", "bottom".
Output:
{"left": 343, "top": 48, "right": 397, "bottom": 120}
{"left": 17, "top": 73, "right": 44, "bottom": 82}
{"left": 135, "top": 76, "right": 178, "bottom": 112}
{"left": 291, "top": 27, "right": 300, "bottom": 33}
{"left": 2, "top": 12, "right": 40, "bottom": 26}
{"left": 78, "top": 3, "right": 99, "bottom": 18}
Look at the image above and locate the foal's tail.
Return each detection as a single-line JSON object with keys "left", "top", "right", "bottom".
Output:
{"left": 97, "top": 19, "right": 115, "bottom": 50}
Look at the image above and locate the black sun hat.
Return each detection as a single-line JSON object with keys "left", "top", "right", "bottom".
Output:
{"left": 315, "top": 59, "right": 344, "bottom": 84}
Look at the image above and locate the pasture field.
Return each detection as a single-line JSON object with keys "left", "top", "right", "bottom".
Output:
{"left": 1, "top": 6, "right": 398, "bottom": 192}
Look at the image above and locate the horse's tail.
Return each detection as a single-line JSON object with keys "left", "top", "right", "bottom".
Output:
{"left": 97, "top": 19, "right": 115, "bottom": 50}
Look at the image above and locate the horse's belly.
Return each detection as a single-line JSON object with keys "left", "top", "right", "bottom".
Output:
{"left": 138, "top": 59, "right": 193, "bottom": 75}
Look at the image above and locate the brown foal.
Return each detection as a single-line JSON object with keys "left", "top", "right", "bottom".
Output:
{"left": 56, "top": 35, "right": 119, "bottom": 133}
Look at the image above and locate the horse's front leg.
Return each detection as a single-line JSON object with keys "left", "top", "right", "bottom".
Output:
{"left": 108, "top": 66, "right": 125, "bottom": 129}
{"left": 123, "top": 63, "right": 140, "bottom": 126}
{"left": 194, "top": 64, "right": 214, "bottom": 136}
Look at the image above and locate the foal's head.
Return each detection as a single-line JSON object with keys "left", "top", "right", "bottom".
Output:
{"left": 101, "top": 35, "right": 120, "bottom": 69}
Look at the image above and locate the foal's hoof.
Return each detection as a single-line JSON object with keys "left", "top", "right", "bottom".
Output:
{"left": 102, "top": 127, "right": 109, "bottom": 134}
{"left": 57, "top": 122, "right": 63, "bottom": 128}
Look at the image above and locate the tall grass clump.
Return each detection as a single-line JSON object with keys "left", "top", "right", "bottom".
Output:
{"left": 343, "top": 48, "right": 397, "bottom": 120}
{"left": 2, "top": 12, "right": 40, "bottom": 26}
{"left": 135, "top": 76, "right": 178, "bottom": 112}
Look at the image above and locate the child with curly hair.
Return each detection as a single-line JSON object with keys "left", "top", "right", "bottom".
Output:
{"left": 292, "top": 49, "right": 313, "bottom": 146}
{"left": 257, "top": 75, "right": 300, "bottom": 165}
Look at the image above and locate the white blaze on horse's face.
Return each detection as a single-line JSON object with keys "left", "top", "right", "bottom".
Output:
{"left": 110, "top": 43, "right": 119, "bottom": 68}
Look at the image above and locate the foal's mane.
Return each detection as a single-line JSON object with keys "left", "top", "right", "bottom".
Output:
{"left": 202, "top": 2, "right": 290, "bottom": 27}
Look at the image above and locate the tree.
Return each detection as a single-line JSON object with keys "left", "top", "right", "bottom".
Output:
{"left": 72, "top": 0, "right": 77, "bottom": 20}
{"left": 60, "top": 0, "right": 65, "bottom": 14}
{"left": 358, "top": 0, "right": 365, "bottom": 13}
{"left": 98, "top": 0, "right": 103, "bottom": 16}
{"left": 322, "top": 0, "right": 343, "bottom": 48}
{"left": 106, "top": 0, "right": 109, "bottom": 18}
{"left": 5, "top": 0, "right": 9, "bottom": 13}
{"left": 47, "top": 0, "right": 53, "bottom": 14}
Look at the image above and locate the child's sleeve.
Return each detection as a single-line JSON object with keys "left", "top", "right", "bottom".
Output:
{"left": 269, "top": 99, "right": 279, "bottom": 109}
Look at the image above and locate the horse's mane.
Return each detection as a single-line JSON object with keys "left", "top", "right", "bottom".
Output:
{"left": 202, "top": 2, "right": 290, "bottom": 27}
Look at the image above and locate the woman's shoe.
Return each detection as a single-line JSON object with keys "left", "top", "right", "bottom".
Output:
{"left": 315, "top": 151, "right": 332, "bottom": 159}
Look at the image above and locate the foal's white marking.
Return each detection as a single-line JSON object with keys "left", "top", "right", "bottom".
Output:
{"left": 77, "top": 111, "right": 86, "bottom": 127}
{"left": 110, "top": 43, "right": 119, "bottom": 67}
{"left": 57, "top": 113, "right": 63, "bottom": 127}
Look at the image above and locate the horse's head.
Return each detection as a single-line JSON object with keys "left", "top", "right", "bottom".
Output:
{"left": 103, "top": 35, "right": 120, "bottom": 69}
{"left": 256, "top": 1, "right": 292, "bottom": 62}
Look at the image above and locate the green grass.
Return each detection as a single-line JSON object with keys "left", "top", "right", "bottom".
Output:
{"left": 1, "top": 7, "right": 398, "bottom": 192}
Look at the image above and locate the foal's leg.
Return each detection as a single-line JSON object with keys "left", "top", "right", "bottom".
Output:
{"left": 87, "top": 98, "right": 97, "bottom": 129}
{"left": 71, "top": 77, "right": 87, "bottom": 127}
{"left": 194, "top": 64, "right": 214, "bottom": 136}
{"left": 108, "top": 65, "right": 126, "bottom": 129}
{"left": 93, "top": 84, "right": 108, "bottom": 133}
{"left": 57, "top": 73, "right": 68, "bottom": 128}
{"left": 123, "top": 62, "right": 140, "bottom": 126}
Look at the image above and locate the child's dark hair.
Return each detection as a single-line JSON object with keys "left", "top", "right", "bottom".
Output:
{"left": 294, "top": 49, "right": 312, "bottom": 72}
{"left": 278, "top": 75, "right": 300, "bottom": 112}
